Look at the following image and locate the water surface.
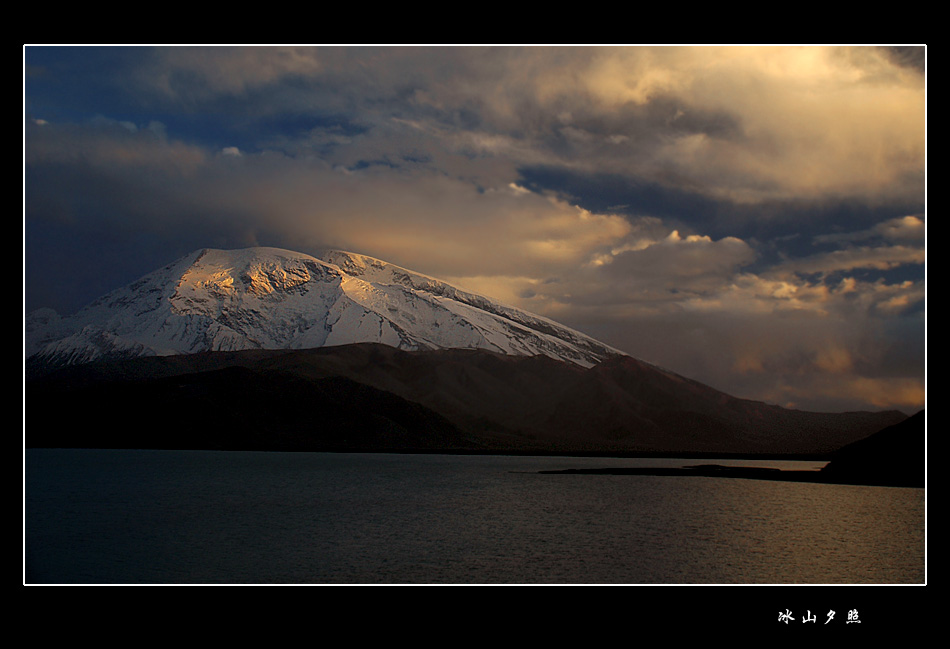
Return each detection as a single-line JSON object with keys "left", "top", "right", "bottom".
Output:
{"left": 24, "top": 449, "right": 924, "bottom": 584}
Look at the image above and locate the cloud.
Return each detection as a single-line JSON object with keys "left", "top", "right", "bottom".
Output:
{"left": 143, "top": 46, "right": 327, "bottom": 100}
{"left": 566, "top": 275, "right": 925, "bottom": 413}
{"left": 26, "top": 117, "right": 205, "bottom": 172}
{"left": 254, "top": 165, "right": 633, "bottom": 282}
{"left": 814, "top": 215, "right": 925, "bottom": 244}
{"left": 755, "top": 375, "right": 925, "bottom": 412}
{"left": 25, "top": 114, "right": 632, "bottom": 286}
{"left": 24, "top": 46, "right": 925, "bottom": 413}
{"left": 599, "top": 229, "right": 757, "bottom": 280}
{"left": 450, "top": 211, "right": 924, "bottom": 414}
{"left": 124, "top": 46, "right": 923, "bottom": 207}
{"left": 773, "top": 244, "right": 924, "bottom": 276}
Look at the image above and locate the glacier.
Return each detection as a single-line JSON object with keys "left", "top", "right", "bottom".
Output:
{"left": 26, "top": 247, "right": 626, "bottom": 370}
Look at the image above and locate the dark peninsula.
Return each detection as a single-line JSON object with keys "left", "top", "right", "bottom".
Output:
{"left": 540, "top": 411, "right": 925, "bottom": 488}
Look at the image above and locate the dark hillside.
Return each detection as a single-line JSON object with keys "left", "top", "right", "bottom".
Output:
{"left": 26, "top": 343, "right": 908, "bottom": 455}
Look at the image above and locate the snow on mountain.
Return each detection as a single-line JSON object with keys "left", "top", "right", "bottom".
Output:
{"left": 26, "top": 247, "right": 626, "bottom": 370}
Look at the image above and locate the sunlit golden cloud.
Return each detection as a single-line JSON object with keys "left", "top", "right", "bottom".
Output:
{"left": 136, "top": 45, "right": 923, "bottom": 205}
{"left": 25, "top": 45, "right": 925, "bottom": 413}
{"left": 757, "top": 376, "right": 926, "bottom": 412}
{"left": 771, "top": 245, "right": 924, "bottom": 276}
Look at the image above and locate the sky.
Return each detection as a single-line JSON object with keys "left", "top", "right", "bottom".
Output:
{"left": 23, "top": 45, "right": 926, "bottom": 414}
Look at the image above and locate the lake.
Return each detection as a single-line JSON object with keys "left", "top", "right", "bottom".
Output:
{"left": 24, "top": 449, "right": 925, "bottom": 584}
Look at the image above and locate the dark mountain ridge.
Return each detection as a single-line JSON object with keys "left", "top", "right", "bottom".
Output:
{"left": 27, "top": 343, "right": 906, "bottom": 456}
{"left": 821, "top": 410, "right": 924, "bottom": 487}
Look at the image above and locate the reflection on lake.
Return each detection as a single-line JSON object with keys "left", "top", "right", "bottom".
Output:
{"left": 25, "top": 449, "right": 924, "bottom": 584}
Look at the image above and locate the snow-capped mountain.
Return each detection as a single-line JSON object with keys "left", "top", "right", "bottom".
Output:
{"left": 26, "top": 247, "right": 625, "bottom": 370}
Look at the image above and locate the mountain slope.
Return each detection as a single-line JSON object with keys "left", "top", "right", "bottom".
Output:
{"left": 25, "top": 247, "right": 909, "bottom": 456}
{"left": 27, "top": 344, "right": 907, "bottom": 455}
{"left": 26, "top": 360, "right": 477, "bottom": 452}
{"left": 26, "top": 247, "right": 623, "bottom": 372}
{"left": 821, "top": 410, "right": 925, "bottom": 486}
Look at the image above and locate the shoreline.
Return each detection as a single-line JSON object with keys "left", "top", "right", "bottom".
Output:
{"left": 538, "top": 464, "right": 923, "bottom": 489}
{"left": 23, "top": 445, "right": 831, "bottom": 461}
{"left": 26, "top": 447, "right": 921, "bottom": 488}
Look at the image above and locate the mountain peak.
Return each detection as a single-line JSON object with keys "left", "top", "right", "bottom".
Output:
{"left": 27, "top": 247, "right": 625, "bottom": 372}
